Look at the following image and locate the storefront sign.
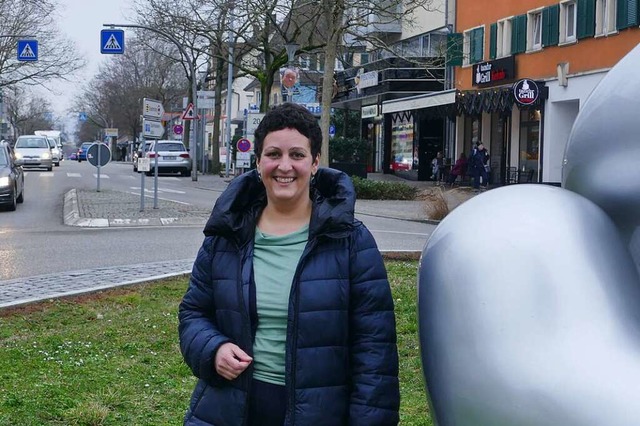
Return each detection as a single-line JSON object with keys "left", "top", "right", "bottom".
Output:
{"left": 356, "top": 70, "right": 378, "bottom": 93}
{"left": 361, "top": 105, "right": 379, "bottom": 118}
{"left": 472, "top": 56, "right": 516, "bottom": 86}
{"left": 513, "top": 79, "right": 540, "bottom": 106}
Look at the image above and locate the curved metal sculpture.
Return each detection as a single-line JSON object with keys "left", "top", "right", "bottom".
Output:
{"left": 418, "top": 43, "right": 640, "bottom": 425}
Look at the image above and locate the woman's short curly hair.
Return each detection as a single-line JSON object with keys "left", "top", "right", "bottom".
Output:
{"left": 253, "top": 103, "right": 322, "bottom": 160}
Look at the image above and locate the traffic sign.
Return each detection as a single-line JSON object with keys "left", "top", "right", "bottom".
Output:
{"left": 143, "top": 98, "right": 164, "bottom": 120}
{"left": 143, "top": 118, "right": 165, "bottom": 138}
{"left": 101, "top": 29, "right": 125, "bottom": 54}
{"left": 104, "top": 128, "right": 118, "bottom": 137}
{"left": 87, "top": 143, "right": 111, "bottom": 167}
{"left": 237, "top": 138, "right": 251, "bottom": 153}
{"left": 173, "top": 124, "right": 184, "bottom": 135}
{"left": 17, "top": 40, "right": 38, "bottom": 61}
{"left": 182, "top": 103, "right": 196, "bottom": 120}
{"left": 78, "top": 112, "right": 87, "bottom": 121}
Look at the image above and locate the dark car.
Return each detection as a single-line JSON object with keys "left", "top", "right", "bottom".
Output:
{"left": 77, "top": 142, "right": 94, "bottom": 162}
{"left": 0, "top": 142, "right": 25, "bottom": 211}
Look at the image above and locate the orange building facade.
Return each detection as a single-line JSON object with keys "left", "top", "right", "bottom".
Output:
{"left": 451, "top": 0, "right": 640, "bottom": 184}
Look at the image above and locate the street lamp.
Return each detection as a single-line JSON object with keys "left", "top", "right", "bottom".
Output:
{"left": 103, "top": 24, "right": 199, "bottom": 181}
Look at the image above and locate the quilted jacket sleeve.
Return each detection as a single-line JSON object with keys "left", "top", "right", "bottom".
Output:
{"left": 348, "top": 224, "right": 400, "bottom": 425}
{"left": 178, "top": 237, "right": 232, "bottom": 384}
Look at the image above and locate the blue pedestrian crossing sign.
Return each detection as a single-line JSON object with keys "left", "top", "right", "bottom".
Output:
{"left": 101, "top": 29, "right": 125, "bottom": 54}
{"left": 17, "top": 40, "right": 38, "bottom": 61}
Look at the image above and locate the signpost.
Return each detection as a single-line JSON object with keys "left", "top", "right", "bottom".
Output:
{"left": 104, "top": 128, "right": 118, "bottom": 137}
{"left": 142, "top": 119, "right": 164, "bottom": 138}
{"left": 173, "top": 124, "right": 184, "bottom": 135}
{"left": 141, "top": 98, "right": 165, "bottom": 210}
{"left": 87, "top": 143, "right": 111, "bottom": 192}
{"left": 100, "top": 29, "right": 125, "bottom": 54}
{"left": 17, "top": 39, "right": 38, "bottom": 61}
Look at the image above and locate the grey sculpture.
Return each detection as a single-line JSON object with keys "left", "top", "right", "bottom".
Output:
{"left": 418, "top": 43, "right": 640, "bottom": 425}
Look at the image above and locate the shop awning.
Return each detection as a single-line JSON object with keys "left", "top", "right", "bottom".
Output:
{"left": 381, "top": 89, "right": 456, "bottom": 114}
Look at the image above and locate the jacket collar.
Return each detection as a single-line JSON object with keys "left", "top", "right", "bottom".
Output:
{"left": 203, "top": 168, "right": 355, "bottom": 245}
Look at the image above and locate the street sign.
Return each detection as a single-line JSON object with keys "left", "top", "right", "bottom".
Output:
{"left": 137, "top": 157, "right": 151, "bottom": 172}
{"left": 78, "top": 112, "right": 87, "bottom": 121}
{"left": 143, "top": 118, "right": 165, "bottom": 138}
{"left": 237, "top": 138, "right": 251, "bottom": 153}
{"left": 246, "top": 113, "right": 265, "bottom": 136}
{"left": 100, "top": 29, "right": 125, "bottom": 54}
{"left": 173, "top": 124, "right": 184, "bottom": 135}
{"left": 143, "top": 98, "right": 164, "bottom": 120}
{"left": 329, "top": 124, "right": 336, "bottom": 138}
{"left": 17, "top": 40, "right": 38, "bottom": 61}
{"left": 104, "top": 128, "right": 118, "bottom": 137}
{"left": 87, "top": 143, "right": 111, "bottom": 167}
{"left": 182, "top": 103, "right": 196, "bottom": 120}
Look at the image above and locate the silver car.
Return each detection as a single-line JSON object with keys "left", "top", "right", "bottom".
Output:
{"left": 14, "top": 135, "right": 53, "bottom": 171}
{"left": 142, "top": 140, "right": 192, "bottom": 176}
{"left": 46, "top": 137, "right": 62, "bottom": 166}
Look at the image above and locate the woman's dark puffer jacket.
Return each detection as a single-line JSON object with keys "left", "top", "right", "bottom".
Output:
{"left": 178, "top": 168, "right": 399, "bottom": 425}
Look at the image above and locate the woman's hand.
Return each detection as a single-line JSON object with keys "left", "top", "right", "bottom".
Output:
{"left": 214, "top": 342, "right": 253, "bottom": 380}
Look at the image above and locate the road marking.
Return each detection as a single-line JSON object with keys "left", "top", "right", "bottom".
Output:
{"left": 159, "top": 177, "right": 180, "bottom": 181}
{"left": 40, "top": 172, "right": 54, "bottom": 177}
{"left": 128, "top": 191, "right": 191, "bottom": 205}
{"left": 93, "top": 174, "right": 110, "bottom": 178}
{"left": 67, "top": 173, "right": 82, "bottom": 177}
{"left": 130, "top": 186, "right": 186, "bottom": 194}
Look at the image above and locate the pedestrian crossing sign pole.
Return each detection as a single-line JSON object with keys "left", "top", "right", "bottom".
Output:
{"left": 100, "top": 29, "right": 125, "bottom": 54}
{"left": 17, "top": 39, "right": 38, "bottom": 61}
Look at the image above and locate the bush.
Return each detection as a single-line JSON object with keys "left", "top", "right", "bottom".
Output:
{"left": 329, "top": 136, "right": 370, "bottom": 163}
{"left": 352, "top": 176, "right": 417, "bottom": 200}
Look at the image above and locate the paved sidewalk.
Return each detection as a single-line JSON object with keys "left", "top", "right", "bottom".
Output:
{"left": 62, "top": 172, "right": 476, "bottom": 227}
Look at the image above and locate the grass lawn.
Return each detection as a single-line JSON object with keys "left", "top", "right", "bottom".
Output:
{"left": 0, "top": 261, "right": 431, "bottom": 425}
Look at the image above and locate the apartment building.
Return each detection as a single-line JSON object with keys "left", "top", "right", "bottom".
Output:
{"left": 451, "top": 0, "right": 640, "bottom": 184}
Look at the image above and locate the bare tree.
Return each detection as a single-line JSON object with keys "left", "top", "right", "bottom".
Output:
{"left": 73, "top": 37, "right": 185, "bottom": 145}
{"left": 4, "top": 86, "right": 55, "bottom": 138}
{"left": 0, "top": 0, "right": 84, "bottom": 89}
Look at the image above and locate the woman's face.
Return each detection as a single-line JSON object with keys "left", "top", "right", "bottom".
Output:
{"left": 257, "top": 128, "right": 319, "bottom": 208}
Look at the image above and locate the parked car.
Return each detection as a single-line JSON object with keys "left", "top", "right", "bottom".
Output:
{"left": 132, "top": 141, "right": 152, "bottom": 172}
{"left": 46, "top": 137, "right": 62, "bottom": 166}
{"left": 142, "top": 140, "right": 191, "bottom": 176}
{"left": 0, "top": 141, "right": 25, "bottom": 211}
{"left": 77, "top": 142, "right": 94, "bottom": 162}
{"left": 13, "top": 135, "right": 53, "bottom": 171}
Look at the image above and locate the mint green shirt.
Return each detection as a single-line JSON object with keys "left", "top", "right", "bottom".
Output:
{"left": 252, "top": 225, "right": 309, "bottom": 385}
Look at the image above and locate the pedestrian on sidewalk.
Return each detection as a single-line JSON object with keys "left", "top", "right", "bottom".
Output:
{"left": 447, "top": 152, "right": 468, "bottom": 186}
{"left": 178, "top": 103, "right": 400, "bottom": 426}
{"left": 469, "top": 141, "right": 489, "bottom": 191}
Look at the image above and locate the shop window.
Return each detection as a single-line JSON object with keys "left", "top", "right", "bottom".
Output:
{"left": 596, "top": 0, "right": 617, "bottom": 34}
{"left": 518, "top": 108, "right": 540, "bottom": 176}
{"left": 527, "top": 10, "right": 544, "bottom": 51}
{"left": 560, "top": 1, "right": 578, "bottom": 43}
{"left": 463, "top": 26, "right": 484, "bottom": 65}
{"left": 390, "top": 113, "right": 415, "bottom": 172}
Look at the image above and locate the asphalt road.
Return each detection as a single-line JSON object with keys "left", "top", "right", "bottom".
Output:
{"left": 0, "top": 159, "right": 435, "bottom": 282}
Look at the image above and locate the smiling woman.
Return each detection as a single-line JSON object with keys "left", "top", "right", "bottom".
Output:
{"left": 178, "top": 103, "right": 400, "bottom": 426}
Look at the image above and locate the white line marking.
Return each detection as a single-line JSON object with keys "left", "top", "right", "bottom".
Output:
{"left": 67, "top": 173, "right": 82, "bottom": 177}
{"left": 40, "top": 172, "right": 54, "bottom": 177}
{"left": 93, "top": 174, "right": 109, "bottom": 178}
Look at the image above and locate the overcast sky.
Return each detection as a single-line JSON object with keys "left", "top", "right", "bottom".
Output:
{"left": 47, "top": 0, "right": 132, "bottom": 119}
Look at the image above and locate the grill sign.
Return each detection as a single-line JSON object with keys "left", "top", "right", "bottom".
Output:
{"left": 513, "top": 79, "right": 539, "bottom": 106}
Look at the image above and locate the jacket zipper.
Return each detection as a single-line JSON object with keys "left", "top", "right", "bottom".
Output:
{"left": 285, "top": 238, "right": 317, "bottom": 425}
{"left": 238, "top": 240, "right": 255, "bottom": 426}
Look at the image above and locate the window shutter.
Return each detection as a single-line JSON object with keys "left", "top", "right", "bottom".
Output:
{"left": 490, "top": 23, "right": 497, "bottom": 59}
{"left": 471, "top": 28, "right": 484, "bottom": 63}
{"left": 446, "top": 33, "right": 463, "bottom": 66}
{"left": 617, "top": 0, "right": 639, "bottom": 29}
{"left": 511, "top": 15, "right": 527, "bottom": 54}
{"left": 542, "top": 5, "right": 560, "bottom": 46}
{"left": 577, "top": 0, "right": 596, "bottom": 38}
